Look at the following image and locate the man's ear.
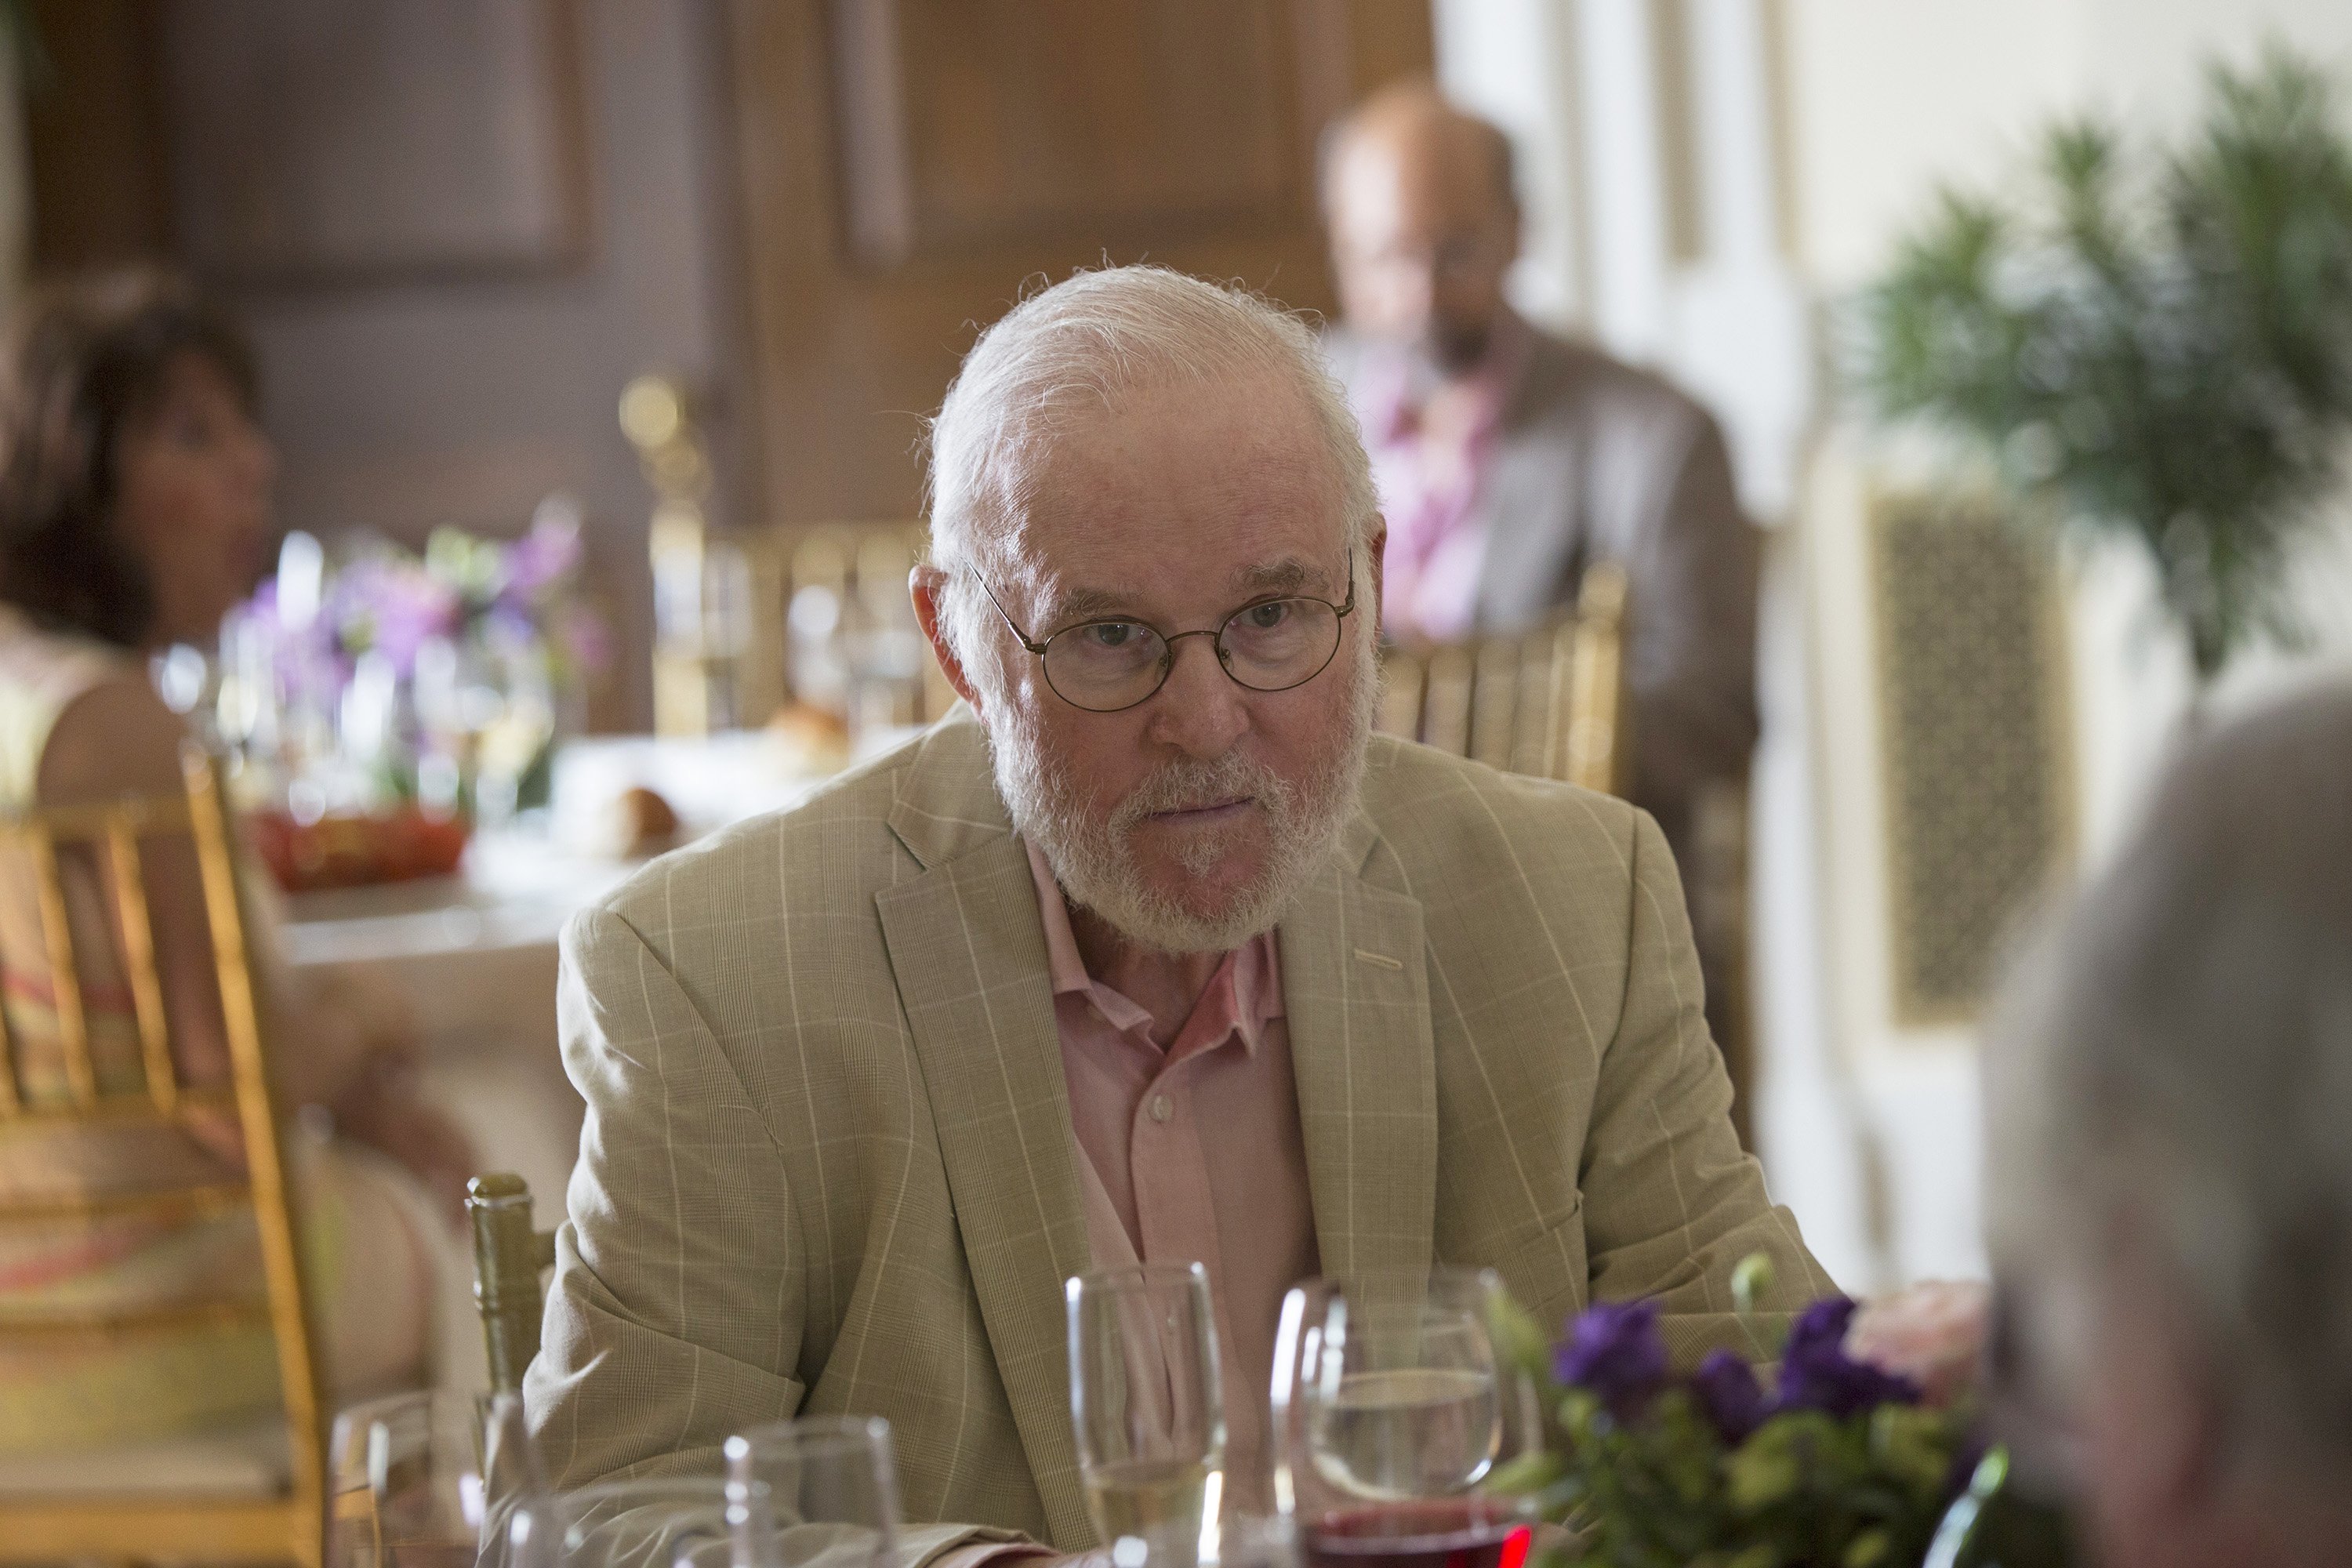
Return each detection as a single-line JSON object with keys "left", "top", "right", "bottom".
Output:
{"left": 1364, "top": 521, "right": 1387, "bottom": 628}
{"left": 910, "top": 564, "right": 985, "bottom": 717}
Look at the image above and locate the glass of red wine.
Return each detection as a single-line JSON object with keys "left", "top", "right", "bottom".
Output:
{"left": 1269, "top": 1269, "right": 1537, "bottom": 1568}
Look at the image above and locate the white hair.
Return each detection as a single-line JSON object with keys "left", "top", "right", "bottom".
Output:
{"left": 924, "top": 266, "right": 1377, "bottom": 675}
{"left": 1986, "top": 681, "right": 2352, "bottom": 1485}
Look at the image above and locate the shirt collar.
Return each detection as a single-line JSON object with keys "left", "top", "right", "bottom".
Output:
{"left": 1022, "top": 837, "right": 1285, "bottom": 1054}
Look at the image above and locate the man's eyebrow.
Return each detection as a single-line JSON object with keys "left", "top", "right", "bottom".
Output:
{"left": 1233, "top": 558, "right": 1322, "bottom": 596}
{"left": 1036, "top": 586, "right": 1133, "bottom": 626}
{"left": 1033, "top": 557, "right": 1334, "bottom": 628}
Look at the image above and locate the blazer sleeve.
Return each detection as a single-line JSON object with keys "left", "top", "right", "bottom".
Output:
{"left": 1574, "top": 809, "right": 1837, "bottom": 1363}
{"left": 523, "top": 907, "right": 1044, "bottom": 1568}
{"left": 525, "top": 905, "right": 810, "bottom": 1488}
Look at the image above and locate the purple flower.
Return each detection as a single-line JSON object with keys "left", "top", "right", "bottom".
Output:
{"left": 330, "top": 557, "right": 459, "bottom": 677}
{"left": 1555, "top": 1298, "right": 1668, "bottom": 1422}
{"left": 1774, "top": 1298, "right": 1922, "bottom": 1419}
{"left": 1690, "top": 1348, "right": 1768, "bottom": 1443}
{"left": 502, "top": 502, "right": 583, "bottom": 602}
{"left": 559, "top": 603, "right": 612, "bottom": 673}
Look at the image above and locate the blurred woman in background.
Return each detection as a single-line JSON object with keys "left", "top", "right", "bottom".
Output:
{"left": 0, "top": 271, "right": 477, "bottom": 1454}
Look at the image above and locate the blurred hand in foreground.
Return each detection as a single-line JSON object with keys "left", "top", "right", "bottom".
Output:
{"left": 1846, "top": 1279, "right": 1991, "bottom": 1407}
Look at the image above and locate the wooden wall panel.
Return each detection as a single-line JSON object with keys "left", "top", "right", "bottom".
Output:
{"left": 730, "top": 0, "right": 1432, "bottom": 528}
{"left": 157, "top": 0, "right": 589, "bottom": 285}
{"left": 24, "top": 0, "right": 175, "bottom": 273}
{"left": 833, "top": 0, "right": 1301, "bottom": 267}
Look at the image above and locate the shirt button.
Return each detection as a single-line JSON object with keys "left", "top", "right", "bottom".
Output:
{"left": 1148, "top": 1094, "right": 1173, "bottom": 1123}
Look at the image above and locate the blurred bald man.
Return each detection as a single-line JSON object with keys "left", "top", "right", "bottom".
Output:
{"left": 1320, "top": 82, "right": 1760, "bottom": 964}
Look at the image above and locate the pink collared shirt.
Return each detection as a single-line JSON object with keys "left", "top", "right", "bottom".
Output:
{"left": 1356, "top": 314, "right": 1530, "bottom": 642}
{"left": 1023, "top": 841, "right": 1319, "bottom": 1515}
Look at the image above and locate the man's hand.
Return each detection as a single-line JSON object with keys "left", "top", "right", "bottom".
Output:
{"left": 1846, "top": 1279, "right": 1991, "bottom": 1407}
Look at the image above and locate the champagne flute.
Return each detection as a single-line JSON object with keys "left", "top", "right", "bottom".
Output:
{"left": 1269, "top": 1269, "right": 1534, "bottom": 1568}
{"left": 329, "top": 1390, "right": 531, "bottom": 1568}
{"left": 724, "top": 1415, "right": 900, "bottom": 1568}
{"left": 1067, "top": 1263, "right": 1227, "bottom": 1568}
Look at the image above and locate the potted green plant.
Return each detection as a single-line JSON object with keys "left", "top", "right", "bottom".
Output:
{"left": 1849, "top": 49, "right": 2352, "bottom": 691}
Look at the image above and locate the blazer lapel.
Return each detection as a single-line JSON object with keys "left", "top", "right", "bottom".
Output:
{"left": 878, "top": 713, "right": 1094, "bottom": 1546}
{"left": 1278, "top": 818, "right": 1438, "bottom": 1279}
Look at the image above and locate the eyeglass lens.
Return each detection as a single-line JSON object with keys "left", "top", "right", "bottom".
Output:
{"left": 1044, "top": 597, "right": 1342, "bottom": 712}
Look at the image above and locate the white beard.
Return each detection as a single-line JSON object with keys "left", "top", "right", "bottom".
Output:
{"left": 980, "top": 637, "right": 1378, "bottom": 955}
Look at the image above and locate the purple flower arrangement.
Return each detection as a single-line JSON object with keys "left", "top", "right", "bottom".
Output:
{"left": 1492, "top": 1277, "right": 1976, "bottom": 1567}
{"left": 220, "top": 500, "right": 607, "bottom": 817}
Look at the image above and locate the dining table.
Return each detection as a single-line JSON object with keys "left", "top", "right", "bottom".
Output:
{"left": 274, "top": 728, "right": 891, "bottom": 1219}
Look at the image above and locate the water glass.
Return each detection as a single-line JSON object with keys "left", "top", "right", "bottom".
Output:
{"left": 502, "top": 1476, "right": 777, "bottom": 1568}
{"left": 1067, "top": 1263, "right": 1227, "bottom": 1568}
{"left": 1269, "top": 1269, "right": 1535, "bottom": 1568}
{"left": 724, "top": 1415, "right": 901, "bottom": 1568}
{"left": 329, "top": 1390, "right": 531, "bottom": 1568}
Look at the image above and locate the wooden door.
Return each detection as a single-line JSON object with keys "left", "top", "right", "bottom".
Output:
{"left": 727, "top": 0, "right": 1432, "bottom": 526}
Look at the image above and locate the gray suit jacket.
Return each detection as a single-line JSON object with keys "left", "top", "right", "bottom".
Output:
{"left": 1324, "top": 324, "right": 1762, "bottom": 850}
{"left": 526, "top": 710, "right": 1829, "bottom": 1550}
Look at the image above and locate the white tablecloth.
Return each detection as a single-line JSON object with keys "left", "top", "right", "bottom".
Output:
{"left": 274, "top": 730, "right": 870, "bottom": 1215}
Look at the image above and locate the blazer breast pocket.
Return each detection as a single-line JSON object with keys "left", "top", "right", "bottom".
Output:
{"left": 1490, "top": 1196, "right": 1588, "bottom": 1334}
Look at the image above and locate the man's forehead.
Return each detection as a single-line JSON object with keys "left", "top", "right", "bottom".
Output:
{"left": 1032, "top": 553, "right": 1335, "bottom": 620}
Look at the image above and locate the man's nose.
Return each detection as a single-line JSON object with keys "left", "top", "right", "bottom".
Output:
{"left": 1144, "top": 636, "right": 1248, "bottom": 758}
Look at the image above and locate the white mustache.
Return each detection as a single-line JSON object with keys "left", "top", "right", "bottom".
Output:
{"left": 1110, "top": 752, "right": 1294, "bottom": 833}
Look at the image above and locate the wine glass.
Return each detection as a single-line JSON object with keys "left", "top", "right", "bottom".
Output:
{"left": 1067, "top": 1263, "right": 1227, "bottom": 1568}
{"left": 329, "top": 1390, "right": 532, "bottom": 1568}
{"left": 1269, "top": 1269, "right": 1535, "bottom": 1568}
{"left": 502, "top": 1475, "right": 778, "bottom": 1568}
{"left": 724, "top": 1415, "right": 900, "bottom": 1568}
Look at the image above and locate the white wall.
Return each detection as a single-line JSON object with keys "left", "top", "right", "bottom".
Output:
{"left": 1436, "top": 0, "right": 2352, "bottom": 1294}
{"left": 1785, "top": 0, "right": 2352, "bottom": 1287}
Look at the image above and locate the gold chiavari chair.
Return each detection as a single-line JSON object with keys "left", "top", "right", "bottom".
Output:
{"left": 742, "top": 521, "right": 957, "bottom": 732}
{"left": 0, "top": 746, "right": 325, "bottom": 1567}
{"left": 465, "top": 1172, "right": 556, "bottom": 1398}
{"left": 1377, "top": 562, "right": 1632, "bottom": 796}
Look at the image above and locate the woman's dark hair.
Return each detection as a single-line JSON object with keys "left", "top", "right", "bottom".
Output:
{"left": 0, "top": 270, "right": 259, "bottom": 647}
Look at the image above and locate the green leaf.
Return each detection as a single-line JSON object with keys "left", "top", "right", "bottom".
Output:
{"left": 1867, "top": 1405, "right": 1956, "bottom": 1499}
{"left": 1726, "top": 1425, "right": 1804, "bottom": 1512}
{"left": 1842, "top": 1528, "right": 1892, "bottom": 1568}
{"left": 1730, "top": 1253, "right": 1775, "bottom": 1319}
{"left": 1492, "top": 1289, "right": 1554, "bottom": 1368}
{"left": 1486, "top": 1450, "right": 1563, "bottom": 1498}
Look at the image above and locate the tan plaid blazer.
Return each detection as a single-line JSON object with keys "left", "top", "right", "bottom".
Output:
{"left": 527, "top": 708, "right": 1831, "bottom": 1552}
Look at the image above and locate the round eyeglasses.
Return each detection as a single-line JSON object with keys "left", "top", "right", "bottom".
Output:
{"left": 971, "top": 553, "right": 1357, "bottom": 713}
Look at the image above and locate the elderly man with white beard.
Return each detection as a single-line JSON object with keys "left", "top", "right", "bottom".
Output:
{"left": 526, "top": 267, "right": 1831, "bottom": 1562}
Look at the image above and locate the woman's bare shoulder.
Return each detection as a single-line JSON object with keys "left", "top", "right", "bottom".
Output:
{"left": 37, "top": 671, "right": 188, "bottom": 804}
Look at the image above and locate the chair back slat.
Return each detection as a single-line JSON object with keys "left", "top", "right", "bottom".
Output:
{"left": 1541, "top": 621, "right": 1578, "bottom": 779}
{"left": 1468, "top": 637, "right": 1519, "bottom": 771}
{"left": 1374, "top": 564, "right": 1631, "bottom": 795}
{"left": 0, "top": 938, "right": 20, "bottom": 1116}
{"left": 103, "top": 822, "right": 178, "bottom": 1114}
{"left": 25, "top": 824, "right": 96, "bottom": 1107}
{"left": 1420, "top": 645, "right": 1475, "bottom": 757}
{"left": 1507, "top": 629, "right": 1559, "bottom": 779}
{"left": 180, "top": 747, "right": 327, "bottom": 1534}
{"left": 1565, "top": 564, "right": 1630, "bottom": 796}
{"left": 1377, "top": 648, "right": 1425, "bottom": 741}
